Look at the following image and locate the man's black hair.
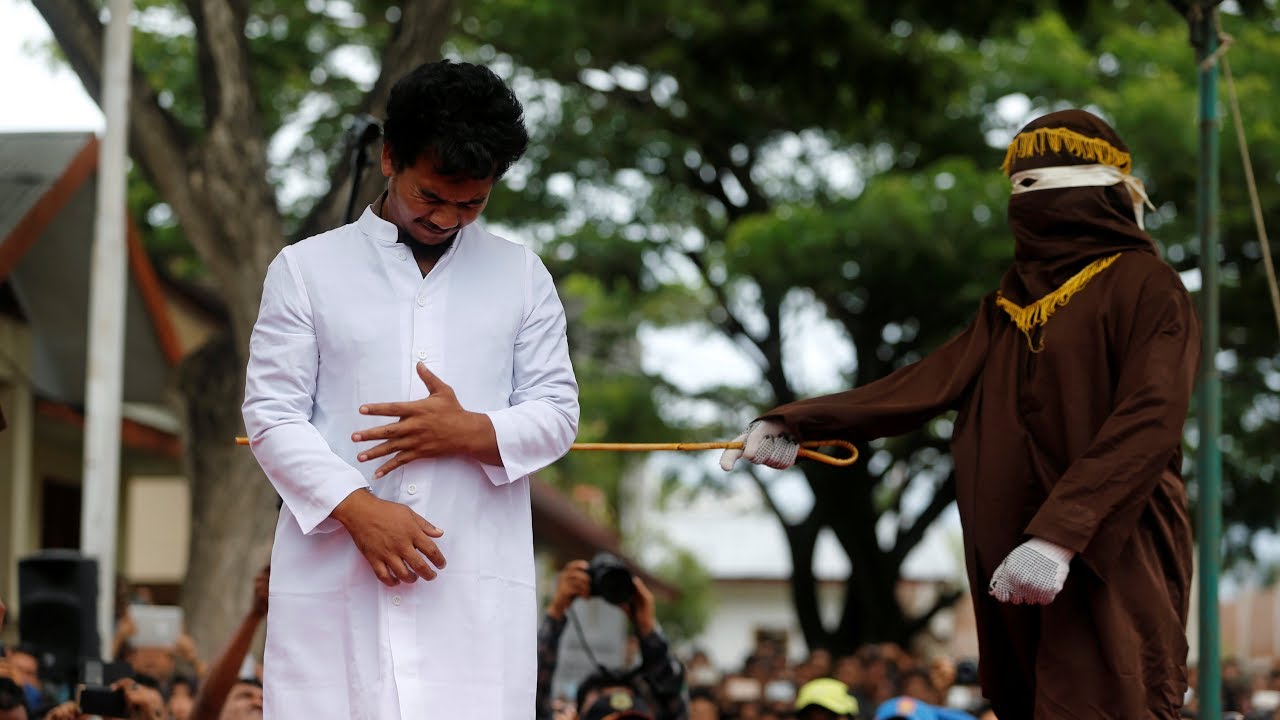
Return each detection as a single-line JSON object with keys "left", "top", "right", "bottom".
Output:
{"left": 234, "top": 677, "right": 263, "bottom": 689}
{"left": 0, "top": 677, "right": 23, "bottom": 710}
{"left": 689, "top": 686, "right": 717, "bottom": 703}
{"left": 169, "top": 673, "right": 197, "bottom": 695}
{"left": 575, "top": 669, "right": 642, "bottom": 712}
{"left": 382, "top": 59, "right": 529, "bottom": 180}
{"left": 575, "top": 670, "right": 619, "bottom": 712}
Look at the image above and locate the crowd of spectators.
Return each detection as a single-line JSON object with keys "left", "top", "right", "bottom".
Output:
{"left": 1185, "top": 657, "right": 1280, "bottom": 720}
{"left": 0, "top": 567, "right": 267, "bottom": 720}
{"left": 5, "top": 562, "right": 1280, "bottom": 719}
{"left": 676, "top": 639, "right": 989, "bottom": 720}
{"left": 535, "top": 559, "right": 985, "bottom": 720}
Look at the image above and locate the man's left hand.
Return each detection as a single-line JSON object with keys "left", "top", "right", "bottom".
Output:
{"left": 353, "top": 362, "right": 498, "bottom": 476}
{"left": 988, "top": 537, "right": 1075, "bottom": 605}
{"left": 623, "top": 576, "right": 658, "bottom": 637}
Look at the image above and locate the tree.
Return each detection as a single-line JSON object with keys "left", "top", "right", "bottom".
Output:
{"left": 32, "top": 0, "right": 456, "bottom": 653}
{"left": 452, "top": 0, "right": 1280, "bottom": 652}
{"left": 36, "top": 0, "right": 1280, "bottom": 657}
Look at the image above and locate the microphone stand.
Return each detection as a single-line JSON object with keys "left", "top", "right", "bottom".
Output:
{"left": 344, "top": 114, "right": 383, "bottom": 224}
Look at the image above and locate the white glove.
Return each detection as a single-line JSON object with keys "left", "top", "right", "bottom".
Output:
{"left": 988, "top": 537, "right": 1075, "bottom": 605}
{"left": 718, "top": 419, "right": 799, "bottom": 471}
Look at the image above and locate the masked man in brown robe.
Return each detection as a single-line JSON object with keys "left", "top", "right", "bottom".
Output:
{"left": 721, "top": 109, "right": 1200, "bottom": 719}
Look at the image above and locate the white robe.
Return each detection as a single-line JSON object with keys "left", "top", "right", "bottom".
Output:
{"left": 242, "top": 207, "right": 579, "bottom": 719}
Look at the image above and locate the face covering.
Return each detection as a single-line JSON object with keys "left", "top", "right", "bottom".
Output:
{"left": 1008, "top": 163, "right": 1156, "bottom": 230}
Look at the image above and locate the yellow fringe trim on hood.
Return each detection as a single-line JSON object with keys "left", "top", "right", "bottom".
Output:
{"left": 996, "top": 253, "right": 1122, "bottom": 352}
{"left": 1001, "top": 127, "right": 1132, "bottom": 175}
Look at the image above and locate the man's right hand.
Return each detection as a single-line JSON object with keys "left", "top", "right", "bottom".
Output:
{"left": 330, "top": 489, "right": 446, "bottom": 587}
{"left": 547, "top": 560, "right": 590, "bottom": 620}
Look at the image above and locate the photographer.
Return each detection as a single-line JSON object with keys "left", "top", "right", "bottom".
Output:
{"left": 536, "top": 558, "right": 687, "bottom": 720}
{"left": 43, "top": 678, "right": 166, "bottom": 720}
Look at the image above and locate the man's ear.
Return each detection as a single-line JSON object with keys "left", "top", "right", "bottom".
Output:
{"left": 380, "top": 143, "right": 395, "bottom": 178}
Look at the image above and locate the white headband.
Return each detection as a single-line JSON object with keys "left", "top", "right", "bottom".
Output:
{"left": 1008, "top": 163, "right": 1157, "bottom": 230}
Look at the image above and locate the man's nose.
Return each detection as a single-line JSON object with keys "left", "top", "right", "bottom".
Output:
{"left": 428, "top": 205, "right": 460, "bottom": 230}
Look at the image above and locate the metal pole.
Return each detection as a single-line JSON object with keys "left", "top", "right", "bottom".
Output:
{"left": 1193, "top": 3, "right": 1223, "bottom": 718}
{"left": 81, "top": 0, "right": 134, "bottom": 653}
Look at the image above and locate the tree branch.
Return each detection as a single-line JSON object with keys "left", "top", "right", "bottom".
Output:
{"left": 904, "top": 586, "right": 964, "bottom": 638}
{"left": 889, "top": 471, "right": 956, "bottom": 567}
{"left": 759, "top": 295, "right": 796, "bottom": 406}
{"left": 31, "top": 0, "right": 233, "bottom": 282}
{"left": 744, "top": 466, "right": 788, "bottom": 528}
{"left": 679, "top": 247, "right": 769, "bottom": 369}
{"left": 188, "top": 0, "right": 255, "bottom": 127}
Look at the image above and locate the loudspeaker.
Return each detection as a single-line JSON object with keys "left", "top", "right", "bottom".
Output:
{"left": 18, "top": 550, "right": 101, "bottom": 677}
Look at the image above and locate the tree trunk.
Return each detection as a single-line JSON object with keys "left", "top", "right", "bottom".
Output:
{"left": 784, "top": 458, "right": 952, "bottom": 654}
{"left": 174, "top": 335, "right": 277, "bottom": 660}
{"left": 784, "top": 515, "right": 825, "bottom": 650}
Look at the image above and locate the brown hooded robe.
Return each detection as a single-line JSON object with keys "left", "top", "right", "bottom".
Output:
{"left": 766, "top": 111, "right": 1199, "bottom": 719}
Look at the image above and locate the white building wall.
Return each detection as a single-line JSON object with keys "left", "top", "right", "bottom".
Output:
{"left": 123, "top": 476, "right": 190, "bottom": 583}
{"left": 694, "top": 579, "right": 845, "bottom": 671}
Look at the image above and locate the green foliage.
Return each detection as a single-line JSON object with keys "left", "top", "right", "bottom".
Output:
{"left": 100, "top": 0, "right": 1280, "bottom": 643}
{"left": 453, "top": 0, "right": 1280, "bottom": 645}
{"left": 651, "top": 546, "right": 714, "bottom": 646}
{"left": 127, "top": 0, "right": 402, "bottom": 280}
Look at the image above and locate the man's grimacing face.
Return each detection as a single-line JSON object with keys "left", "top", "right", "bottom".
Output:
{"left": 379, "top": 144, "right": 495, "bottom": 246}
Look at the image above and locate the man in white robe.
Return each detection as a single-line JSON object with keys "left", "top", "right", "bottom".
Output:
{"left": 242, "top": 59, "right": 579, "bottom": 719}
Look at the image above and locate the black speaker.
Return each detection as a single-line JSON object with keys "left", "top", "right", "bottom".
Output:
{"left": 17, "top": 550, "right": 101, "bottom": 678}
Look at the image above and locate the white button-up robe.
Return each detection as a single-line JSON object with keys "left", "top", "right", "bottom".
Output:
{"left": 242, "top": 208, "right": 579, "bottom": 719}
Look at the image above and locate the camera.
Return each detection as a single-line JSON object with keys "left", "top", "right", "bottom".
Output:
{"left": 79, "top": 685, "right": 128, "bottom": 717}
{"left": 76, "top": 658, "right": 133, "bottom": 718}
{"left": 588, "top": 552, "right": 634, "bottom": 605}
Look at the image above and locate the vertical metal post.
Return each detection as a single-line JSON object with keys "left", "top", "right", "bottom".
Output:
{"left": 1193, "top": 4, "right": 1222, "bottom": 718}
{"left": 81, "top": 0, "right": 134, "bottom": 652}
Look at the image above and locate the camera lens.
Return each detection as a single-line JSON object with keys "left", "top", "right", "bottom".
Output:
{"left": 588, "top": 553, "right": 634, "bottom": 605}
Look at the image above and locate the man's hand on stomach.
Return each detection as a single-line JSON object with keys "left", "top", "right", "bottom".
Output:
{"left": 330, "top": 489, "right": 446, "bottom": 586}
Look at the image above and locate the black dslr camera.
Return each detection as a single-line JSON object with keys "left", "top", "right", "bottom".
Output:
{"left": 588, "top": 552, "right": 634, "bottom": 605}
{"left": 77, "top": 659, "right": 134, "bottom": 718}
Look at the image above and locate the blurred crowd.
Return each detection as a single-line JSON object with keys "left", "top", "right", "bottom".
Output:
{"left": 677, "top": 639, "right": 990, "bottom": 720}
{"left": 536, "top": 559, "right": 985, "bottom": 720}
{"left": 0, "top": 568, "right": 267, "bottom": 720}
{"left": 1186, "top": 656, "right": 1280, "bottom": 720}
{"left": 4, "top": 560, "right": 1280, "bottom": 719}
{"left": 534, "top": 561, "right": 1280, "bottom": 720}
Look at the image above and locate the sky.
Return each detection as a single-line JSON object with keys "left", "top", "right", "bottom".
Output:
{"left": 0, "top": 0, "right": 104, "bottom": 132}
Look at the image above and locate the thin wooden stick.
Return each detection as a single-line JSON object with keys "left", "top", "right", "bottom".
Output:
{"left": 234, "top": 436, "right": 859, "bottom": 466}
{"left": 571, "top": 440, "right": 859, "bottom": 467}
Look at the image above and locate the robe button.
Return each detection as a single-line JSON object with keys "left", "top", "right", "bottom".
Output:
{"left": 416, "top": 295, "right": 426, "bottom": 307}
{"left": 392, "top": 595, "right": 401, "bottom": 606}
{"left": 417, "top": 349, "right": 427, "bottom": 360}
{"left": 397, "top": 250, "right": 408, "bottom": 261}
{"left": 407, "top": 484, "right": 418, "bottom": 495}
